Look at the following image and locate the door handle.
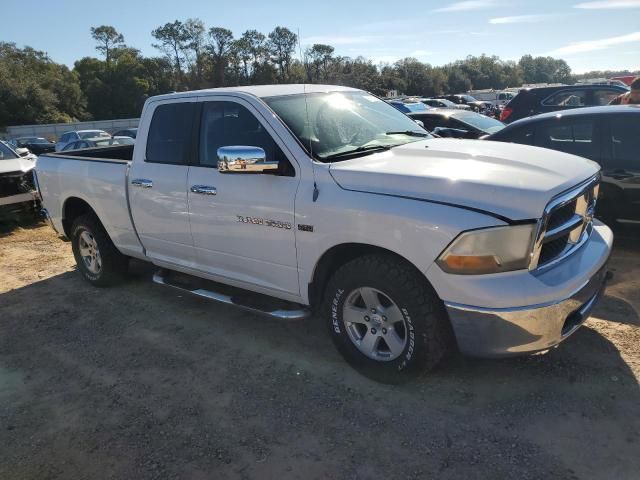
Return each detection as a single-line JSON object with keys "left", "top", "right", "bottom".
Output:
{"left": 131, "top": 178, "right": 153, "bottom": 188}
{"left": 190, "top": 185, "right": 217, "bottom": 195}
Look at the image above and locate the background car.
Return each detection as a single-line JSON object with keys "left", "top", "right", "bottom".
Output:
{"left": 488, "top": 105, "right": 640, "bottom": 225}
{"left": 435, "top": 94, "right": 480, "bottom": 111}
{"left": 55, "top": 130, "right": 111, "bottom": 151}
{"left": 408, "top": 109, "right": 505, "bottom": 138}
{"left": 112, "top": 128, "right": 138, "bottom": 139}
{"left": 8, "top": 137, "right": 56, "bottom": 155}
{"left": 61, "top": 136, "right": 135, "bottom": 151}
{"left": 387, "top": 99, "right": 430, "bottom": 113}
{"left": 0, "top": 140, "right": 37, "bottom": 218}
{"left": 500, "top": 84, "right": 628, "bottom": 124}
{"left": 421, "top": 98, "right": 470, "bottom": 110}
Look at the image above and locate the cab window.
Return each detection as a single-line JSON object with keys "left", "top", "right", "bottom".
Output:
{"left": 146, "top": 102, "right": 195, "bottom": 165}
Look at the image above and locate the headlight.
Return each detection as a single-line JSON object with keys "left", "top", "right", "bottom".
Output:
{"left": 437, "top": 224, "right": 536, "bottom": 275}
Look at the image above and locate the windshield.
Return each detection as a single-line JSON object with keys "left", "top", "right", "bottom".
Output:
{"left": 455, "top": 112, "right": 505, "bottom": 134}
{"left": 403, "top": 102, "right": 429, "bottom": 112}
{"left": 21, "top": 137, "right": 50, "bottom": 144}
{"left": 264, "top": 91, "right": 431, "bottom": 161}
{"left": 461, "top": 95, "right": 477, "bottom": 103}
{"left": 0, "top": 142, "right": 19, "bottom": 160}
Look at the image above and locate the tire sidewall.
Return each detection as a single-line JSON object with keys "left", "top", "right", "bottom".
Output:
{"left": 71, "top": 221, "right": 102, "bottom": 284}
{"left": 325, "top": 267, "right": 431, "bottom": 378}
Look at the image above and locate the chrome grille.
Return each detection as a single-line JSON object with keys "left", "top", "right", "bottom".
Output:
{"left": 529, "top": 175, "right": 600, "bottom": 271}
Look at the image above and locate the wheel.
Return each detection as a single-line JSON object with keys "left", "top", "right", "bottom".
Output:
{"left": 71, "top": 213, "right": 128, "bottom": 287}
{"left": 322, "top": 254, "right": 453, "bottom": 383}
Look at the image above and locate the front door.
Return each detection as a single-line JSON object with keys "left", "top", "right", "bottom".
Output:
{"left": 187, "top": 98, "right": 300, "bottom": 295}
{"left": 128, "top": 99, "right": 198, "bottom": 266}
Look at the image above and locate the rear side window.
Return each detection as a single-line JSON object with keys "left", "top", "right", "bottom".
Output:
{"left": 542, "top": 90, "right": 587, "bottom": 107}
{"left": 593, "top": 89, "right": 620, "bottom": 106}
{"left": 535, "top": 119, "right": 596, "bottom": 159}
{"left": 146, "top": 102, "right": 195, "bottom": 164}
{"left": 610, "top": 116, "right": 640, "bottom": 169}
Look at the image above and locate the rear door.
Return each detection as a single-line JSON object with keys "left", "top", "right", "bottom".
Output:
{"left": 603, "top": 114, "right": 640, "bottom": 222}
{"left": 128, "top": 98, "right": 198, "bottom": 267}
{"left": 187, "top": 97, "right": 300, "bottom": 295}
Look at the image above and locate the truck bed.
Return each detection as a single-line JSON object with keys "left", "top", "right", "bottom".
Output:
{"left": 46, "top": 144, "right": 134, "bottom": 163}
{"left": 36, "top": 144, "right": 144, "bottom": 257}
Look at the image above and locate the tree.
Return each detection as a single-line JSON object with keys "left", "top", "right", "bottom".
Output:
{"left": 183, "top": 18, "right": 207, "bottom": 87}
{"left": 152, "top": 20, "right": 189, "bottom": 89}
{"left": 305, "top": 44, "right": 334, "bottom": 82}
{"left": 0, "top": 43, "right": 86, "bottom": 127}
{"left": 267, "top": 27, "right": 298, "bottom": 81}
{"left": 518, "top": 55, "right": 573, "bottom": 85}
{"left": 90, "top": 26, "right": 124, "bottom": 64}
{"left": 208, "top": 27, "right": 234, "bottom": 86}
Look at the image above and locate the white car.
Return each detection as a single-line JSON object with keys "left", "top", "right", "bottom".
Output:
{"left": 35, "top": 85, "right": 612, "bottom": 382}
{"left": 0, "top": 140, "right": 37, "bottom": 212}
{"left": 55, "top": 130, "right": 111, "bottom": 152}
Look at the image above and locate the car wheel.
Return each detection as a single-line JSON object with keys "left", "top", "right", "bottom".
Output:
{"left": 71, "top": 214, "right": 128, "bottom": 287}
{"left": 323, "top": 254, "right": 453, "bottom": 383}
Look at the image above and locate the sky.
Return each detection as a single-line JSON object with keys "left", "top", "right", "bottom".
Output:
{"left": 2, "top": 0, "right": 639, "bottom": 74}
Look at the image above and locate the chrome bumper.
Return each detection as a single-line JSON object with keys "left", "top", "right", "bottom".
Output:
{"left": 445, "top": 265, "right": 610, "bottom": 357}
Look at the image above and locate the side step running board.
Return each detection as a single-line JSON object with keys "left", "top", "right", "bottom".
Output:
{"left": 152, "top": 270, "right": 311, "bottom": 320}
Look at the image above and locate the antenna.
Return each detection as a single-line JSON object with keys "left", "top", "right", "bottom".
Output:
{"left": 297, "top": 27, "right": 319, "bottom": 202}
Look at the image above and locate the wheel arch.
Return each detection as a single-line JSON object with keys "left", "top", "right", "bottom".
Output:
{"left": 308, "top": 243, "right": 431, "bottom": 310}
{"left": 61, "top": 196, "right": 101, "bottom": 238}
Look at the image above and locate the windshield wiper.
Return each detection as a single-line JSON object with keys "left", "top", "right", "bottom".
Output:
{"left": 385, "top": 130, "right": 429, "bottom": 137}
{"left": 322, "top": 144, "right": 392, "bottom": 161}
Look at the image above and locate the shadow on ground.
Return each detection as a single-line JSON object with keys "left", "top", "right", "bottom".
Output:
{"left": 0, "top": 250, "right": 638, "bottom": 480}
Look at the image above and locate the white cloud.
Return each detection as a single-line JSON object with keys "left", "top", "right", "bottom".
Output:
{"left": 489, "top": 14, "right": 550, "bottom": 24}
{"left": 574, "top": 0, "right": 640, "bottom": 9}
{"left": 547, "top": 31, "right": 640, "bottom": 55}
{"left": 434, "top": 1, "right": 497, "bottom": 12}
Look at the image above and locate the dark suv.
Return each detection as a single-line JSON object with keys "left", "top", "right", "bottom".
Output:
{"left": 488, "top": 105, "right": 640, "bottom": 225}
{"left": 500, "top": 84, "right": 628, "bottom": 124}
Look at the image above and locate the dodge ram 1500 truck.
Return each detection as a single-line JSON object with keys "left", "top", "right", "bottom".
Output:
{"left": 36, "top": 85, "right": 612, "bottom": 382}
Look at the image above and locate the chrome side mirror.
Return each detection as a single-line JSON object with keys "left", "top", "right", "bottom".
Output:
{"left": 217, "top": 146, "right": 277, "bottom": 174}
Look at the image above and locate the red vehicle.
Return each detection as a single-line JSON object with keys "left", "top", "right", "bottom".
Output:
{"left": 610, "top": 76, "right": 636, "bottom": 87}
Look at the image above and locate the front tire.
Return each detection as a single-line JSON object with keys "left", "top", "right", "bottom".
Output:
{"left": 322, "top": 254, "right": 452, "bottom": 383}
{"left": 71, "top": 214, "right": 128, "bottom": 287}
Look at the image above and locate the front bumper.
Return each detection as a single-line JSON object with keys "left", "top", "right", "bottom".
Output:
{"left": 440, "top": 221, "right": 613, "bottom": 357}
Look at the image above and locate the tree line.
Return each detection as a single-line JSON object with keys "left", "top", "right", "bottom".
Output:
{"left": 1, "top": 20, "right": 638, "bottom": 128}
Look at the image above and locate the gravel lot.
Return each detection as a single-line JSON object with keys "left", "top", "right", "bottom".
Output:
{"left": 1, "top": 221, "right": 639, "bottom": 480}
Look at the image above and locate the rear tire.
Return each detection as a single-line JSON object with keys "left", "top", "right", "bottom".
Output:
{"left": 322, "top": 254, "right": 453, "bottom": 383}
{"left": 71, "top": 214, "right": 128, "bottom": 287}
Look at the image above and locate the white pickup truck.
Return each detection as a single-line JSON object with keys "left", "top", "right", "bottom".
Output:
{"left": 36, "top": 84, "right": 612, "bottom": 381}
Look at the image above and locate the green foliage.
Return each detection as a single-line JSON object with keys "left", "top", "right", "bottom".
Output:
{"left": 0, "top": 42, "right": 86, "bottom": 128}
{"left": 10, "top": 19, "right": 633, "bottom": 128}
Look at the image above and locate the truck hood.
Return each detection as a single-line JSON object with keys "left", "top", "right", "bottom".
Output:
{"left": 0, "top": 157, "right": 36, "bottom": 175}
{"left": 328, "top": 139, "right": 600, "bottom": 220}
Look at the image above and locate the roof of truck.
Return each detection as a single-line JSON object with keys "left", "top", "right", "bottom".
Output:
{"left": 149, "top": 84, "right": 360, "bottom": 101}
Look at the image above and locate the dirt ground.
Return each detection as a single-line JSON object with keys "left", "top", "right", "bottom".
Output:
{"left": 0, "top": 221, "right": 638, "bottom": 480}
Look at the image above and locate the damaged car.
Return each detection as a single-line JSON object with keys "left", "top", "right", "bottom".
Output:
{"left": 0, "top": 140, "right": 38, "bottom": 219}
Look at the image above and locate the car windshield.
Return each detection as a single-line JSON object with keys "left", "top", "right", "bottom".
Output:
{"left": 403, "top": 102, "right": 429, "bottom": 112}
{"left": 264, "top": 91, "right": 431, "bottom": 161}
{"left": 80, "top": 131, "right": 109, "bottom": 139}
{"left": 0, "top": 142, "right": 19, "bottom": 160}
{"left": 461, "top": 95, "right": 477, "bottom": 103}
{"left": 23, "top": 137, "right": 50, "bottom": 144}
{"left": 455, "top": 112, "right": 505, "bottom": 134}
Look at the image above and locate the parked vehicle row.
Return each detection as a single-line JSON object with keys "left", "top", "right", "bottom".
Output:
{"left": 36, "top": 84, "right": 612, "bottom": 382}
{"left": 489, "top": 105, "right": 640, "bottom": 225}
